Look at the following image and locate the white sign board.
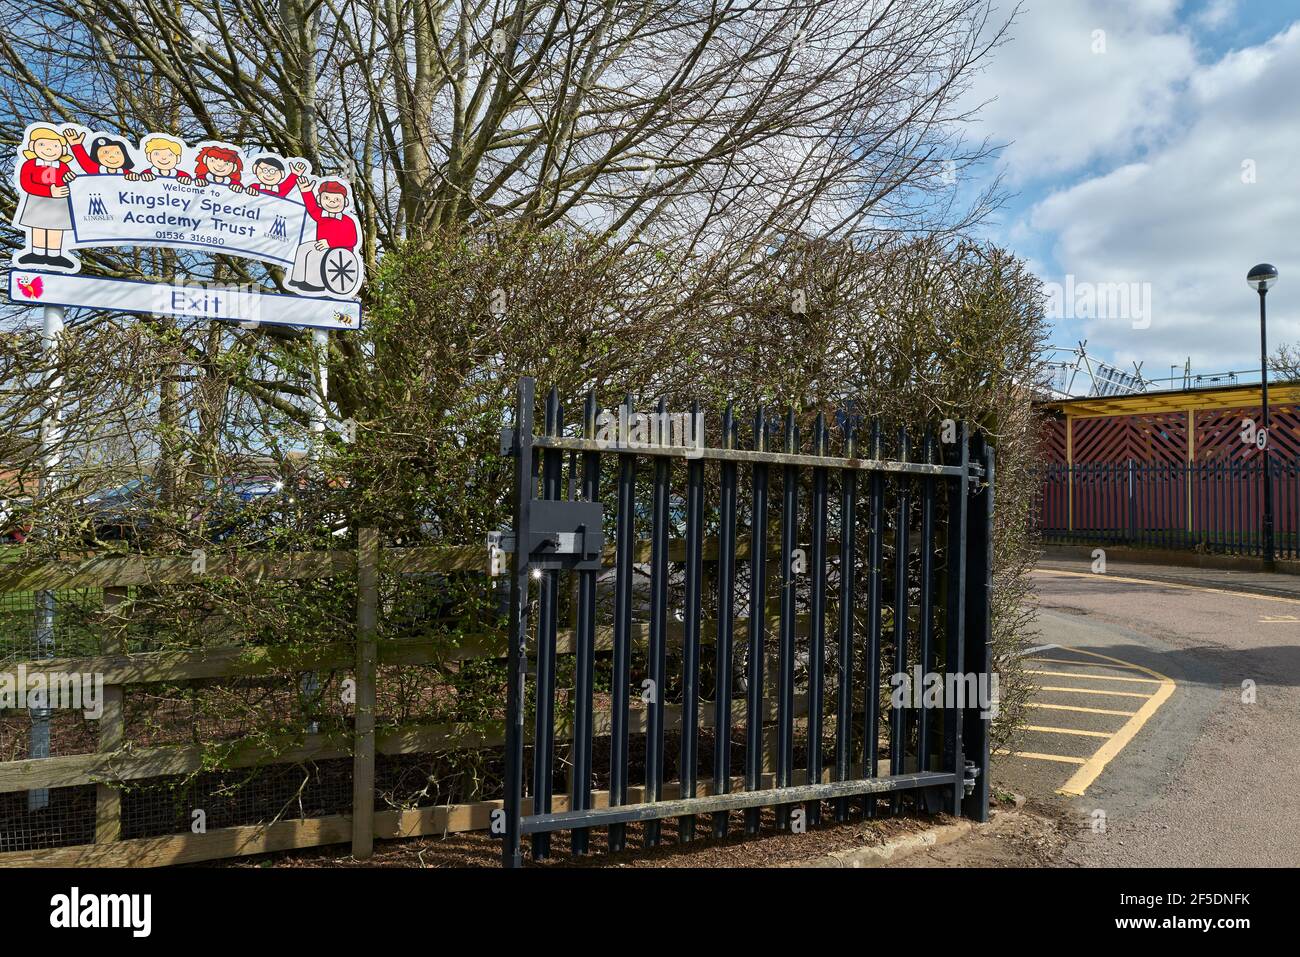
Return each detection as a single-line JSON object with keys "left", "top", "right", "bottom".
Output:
{"left": 68, "top": 174, "right": 309, "bottom": 266}
{"left": 9, "top": 270, "right": 361, "bottom": 331}
{"left": 9, "top": 123, "right": 366, "bottom": 311}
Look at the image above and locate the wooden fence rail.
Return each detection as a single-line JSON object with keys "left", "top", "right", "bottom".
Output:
{"left": 0, "top": 531, "right": 837, "bottom": 867}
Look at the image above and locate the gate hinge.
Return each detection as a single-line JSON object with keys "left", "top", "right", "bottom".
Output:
{"left": 963, "top": 759, "right": 980, "bottom": 797}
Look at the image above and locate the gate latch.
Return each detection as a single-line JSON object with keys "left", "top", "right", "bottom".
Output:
{"left": 490, "top": 499, "right": 604, "bottom": 572}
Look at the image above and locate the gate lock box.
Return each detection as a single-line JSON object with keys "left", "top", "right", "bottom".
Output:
{"left": 492, "top": 499, "right": 604, "bottom": 572}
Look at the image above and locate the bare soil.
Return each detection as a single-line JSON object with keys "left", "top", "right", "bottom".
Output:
{"left": 888, "top": 797, "right": 1077, "bottom": 867}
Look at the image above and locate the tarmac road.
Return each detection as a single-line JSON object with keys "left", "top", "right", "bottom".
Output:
{"left": 1002, "top": 560, "right": 1300, "bottom": 867}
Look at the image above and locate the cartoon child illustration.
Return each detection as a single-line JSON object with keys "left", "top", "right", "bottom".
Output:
{"left": 245, "top": 156, "right": 300, "bottom": 197}
{"left": 63, "top": 128, "right": 134, "bottom": 175}
{"left": 126, "top": 136, "right": 193, "bottom": 182}
{"left": 288, "top": 174, "right": 359, "bottom": 293}
{"left": 194, "top": 145, "right": 245, "bottom": 192}
{"left": 14, "top": 125, "right": 79, "bottom": 269}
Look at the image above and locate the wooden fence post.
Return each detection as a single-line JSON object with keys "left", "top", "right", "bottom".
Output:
{"left": 95, "top": 586, "right": 128, "bottom": 843}
{"left": 351, "top": 528, "right": 380, "bottom": 858}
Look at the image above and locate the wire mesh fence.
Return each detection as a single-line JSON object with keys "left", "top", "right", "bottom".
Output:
{"left": 0, "top": 542, "right": 508, "bottom": 860}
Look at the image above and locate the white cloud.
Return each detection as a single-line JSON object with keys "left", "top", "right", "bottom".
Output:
{"left": 1027, "top": 21, "right": 1300, "bottom": 371}
{"left": 1196, "top": 0, "right": 1238, "bottom": 30}
{"left": 969, "top": 0, "right": 1195, "bottom": 182}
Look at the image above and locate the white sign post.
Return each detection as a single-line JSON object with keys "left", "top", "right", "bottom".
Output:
{"left": 302, "top": 326, "right": 332, "bottom": 731}
{"left": 29, "top": 303, "right": 64, "bottom": 810}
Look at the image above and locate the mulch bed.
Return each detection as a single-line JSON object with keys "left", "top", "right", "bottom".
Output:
{"left": 216, "top": 800, "right": 952, "bottom": 868}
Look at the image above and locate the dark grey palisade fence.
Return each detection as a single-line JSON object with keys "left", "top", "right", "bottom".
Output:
{"left": 1039, "top": 461, "right": 1300, "bottom": 559}
{"left": 498, "top": 378, "right": 994, "bottom": 868}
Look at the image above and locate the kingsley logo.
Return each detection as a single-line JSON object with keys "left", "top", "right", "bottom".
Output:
{"left": 85, "top": 193, "right": 112, "bottom": 219}
{"left": 49, "top": 887, "right": 152, "bottom": 937}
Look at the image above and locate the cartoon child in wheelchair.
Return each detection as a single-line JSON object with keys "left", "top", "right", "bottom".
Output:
{"left": 287, "top": 170, "right": 362, "bottom": 299}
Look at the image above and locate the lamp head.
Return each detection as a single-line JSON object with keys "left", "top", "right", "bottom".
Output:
{"left": 1248, "top": 263, "right": 1279, "bottom": 292}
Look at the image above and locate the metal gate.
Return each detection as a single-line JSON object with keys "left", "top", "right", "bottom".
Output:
{"left": 496, "top": 378, "right": 994, "bottom": 867}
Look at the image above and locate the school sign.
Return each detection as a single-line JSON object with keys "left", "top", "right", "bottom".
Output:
{"left": 7, "top": 122, "right": 364, "bottom": 325}
{"left": 69, "top": 175, "right": 310, "bottom": 266}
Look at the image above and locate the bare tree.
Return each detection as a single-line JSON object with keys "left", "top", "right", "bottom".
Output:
{"left": 0, "top": 0, "right": 1016, "bottom": 479}
{"left": 1, "top": 0, "right": 1011, "bottom": 260}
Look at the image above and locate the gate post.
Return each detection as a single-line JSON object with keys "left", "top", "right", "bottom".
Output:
{"left": 961, "top": 433, "right": 994, "bottom": 822}
{"left": 503, "top": 378, "right": 536, "bottom": 868}
{"left": 942, "top": 424, "right": 969, "bottom": 816}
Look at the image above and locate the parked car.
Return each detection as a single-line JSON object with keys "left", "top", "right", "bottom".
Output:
{"left": 80, "top": 474, "right": 288, "bottom": 543}
{"left": 206, "top": 475, "right": 289, "bottom": 543}
{"left": 80, "top": 477, "right": 157, "bottom": 540}
{"left": 634, "top": 493, "right": 689, "bottom": 537}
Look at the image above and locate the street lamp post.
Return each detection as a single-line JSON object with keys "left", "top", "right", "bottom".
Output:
{"left": 1248, "top": 263, "right": 1279, "bottom": 565}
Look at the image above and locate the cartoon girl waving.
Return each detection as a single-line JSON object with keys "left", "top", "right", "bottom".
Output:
{"left": 194, "top": 145, "right": 245, "bottom": 192}
{"left": 63, "top": 128, "right": 134, "bottom": 175}
{"left": 14, "top": 125, "right": 78, "bottom": 269}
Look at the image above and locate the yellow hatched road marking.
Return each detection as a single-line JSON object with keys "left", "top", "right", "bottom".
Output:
{"left": 1037, "top": 685, "right": 1153, "bottom": 699}
{"left": 1026, "top": 656, "right": 1150, "bottom": 674}
{"left": 1026, "top": 669, "right": 1163, "bottom": 685}
{"left": 1026, "top": 583, "right": 1184, "bottom": 795}
{"left": 996, "top": 749, "right": 1087, "bottom": 765}
{"left": 1022, "top": 725, "right": 1113, "bottom": 739}
{"left": 1026, "top": 702, "right": 1137, "bottom": 717}
{"left": 1043, "top": 648, "right": 1176, "bottom": 797}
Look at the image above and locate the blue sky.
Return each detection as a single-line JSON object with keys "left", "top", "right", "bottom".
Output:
{"left": 963, "top": 0, "right": 1300, "bottom": 386}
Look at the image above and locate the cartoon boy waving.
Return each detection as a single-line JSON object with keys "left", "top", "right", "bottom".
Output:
{"left": 288, "top": 173, "right": 359, "bottom": 293}
{"left": 246, "top": 156, "right": 301, "bottom": 197}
